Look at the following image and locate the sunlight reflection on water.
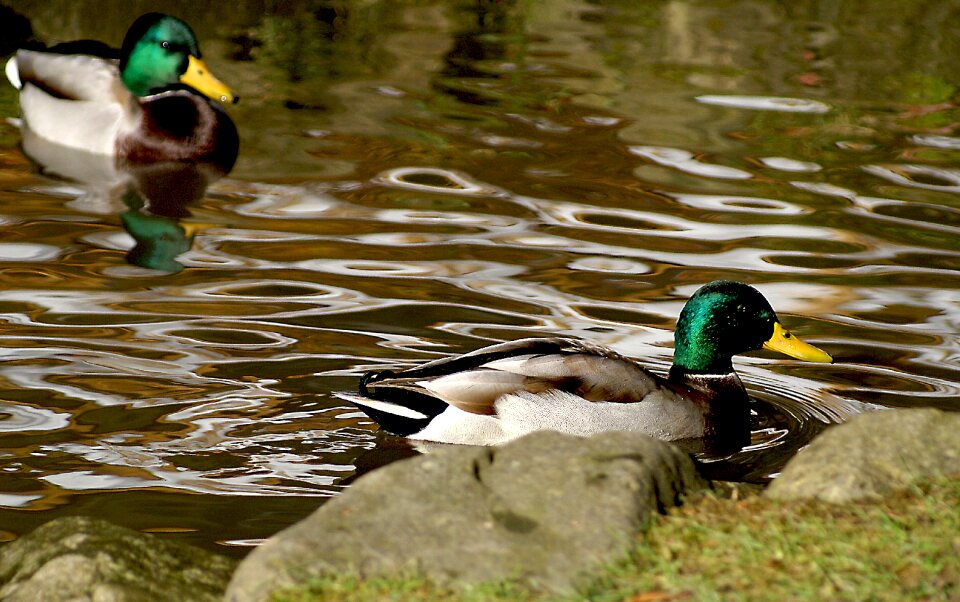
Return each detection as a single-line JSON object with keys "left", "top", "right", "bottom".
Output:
{"left": 695, "top": 95, "right": 832, "bottom": 113}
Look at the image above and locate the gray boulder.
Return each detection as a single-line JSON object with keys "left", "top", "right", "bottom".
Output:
{"left": 766, "top": 408, "right": 960, "bottom": 503}
{"left": 0, "top": 516, "right": 237, "bottom": 602}
{"left": 226, "top": 430, "right": 706, "bottom": 601}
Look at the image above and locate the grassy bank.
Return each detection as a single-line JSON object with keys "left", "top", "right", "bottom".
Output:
{"left": 275, "top": 479, "right": 959, "bottom": 602}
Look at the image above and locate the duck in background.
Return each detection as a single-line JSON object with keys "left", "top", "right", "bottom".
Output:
{"left": 5, "top": 12, "right": 239, "bottom": 174}
{"left": 336, "top": 281, "right": 833, "bottom": 453}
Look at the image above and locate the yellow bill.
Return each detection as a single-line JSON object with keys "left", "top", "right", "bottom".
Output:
{"left": 181, "top": 55, "right": 238, "bottom": 104}
{"left": 179, "top": 222, "right": 212, "bottom": 238}
{"left": 763, "top": 322, "right": 833, "bottom": 363}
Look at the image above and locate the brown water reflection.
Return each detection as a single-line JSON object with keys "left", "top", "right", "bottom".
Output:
{"left": 0, "top": 0, "right": 958, "bottom": 554}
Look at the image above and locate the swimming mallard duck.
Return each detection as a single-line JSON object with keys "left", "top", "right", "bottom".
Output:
{"left": 5, "top": 12, "right": 239, "bottom": 172}
{"left": 335, "top": 280, "right": 833, "bottom": 450}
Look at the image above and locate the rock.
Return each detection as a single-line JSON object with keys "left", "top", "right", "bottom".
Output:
{"left": 766, "top": 408, "right": 960, "bottom": 503}
{"left": 0, "top": 516, "right": 237, "bottom": 602}
{"left": 226, "top": 430, "right": 706, "bottom": 601}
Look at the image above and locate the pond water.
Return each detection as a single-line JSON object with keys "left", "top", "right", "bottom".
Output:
{"left": 0, "top": 1, "right": 958, "bottom": 556}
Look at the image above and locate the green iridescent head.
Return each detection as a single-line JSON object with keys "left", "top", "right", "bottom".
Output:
{"left": 672, "top": 281, "right": 832, "bottom": 374}
{"left": 119, "top": 13, "right": 236, "bottom": 103}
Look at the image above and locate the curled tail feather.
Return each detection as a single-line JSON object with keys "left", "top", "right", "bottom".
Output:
{"left": 5, "top": 57, "right": 21, "bottom": 89}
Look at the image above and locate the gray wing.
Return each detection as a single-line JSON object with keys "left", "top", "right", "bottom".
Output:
{"left": 371, "top": 337, "right": 665, "bottom": 416}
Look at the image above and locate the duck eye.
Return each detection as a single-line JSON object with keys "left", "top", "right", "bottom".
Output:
{"left": 161, "top": 41, "right": 170, "bottom": 49}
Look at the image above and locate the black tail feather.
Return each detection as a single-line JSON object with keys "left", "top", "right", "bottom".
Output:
{"left": 342, "top": 370, "right": 452, "bottom": 436}
{"left": 348, "top": 398, "right": 430, "bottom": 437}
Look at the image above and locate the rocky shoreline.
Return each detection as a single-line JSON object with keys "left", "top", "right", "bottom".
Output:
{"left": 0, "top": 407, "right": 957, "bottom": 601}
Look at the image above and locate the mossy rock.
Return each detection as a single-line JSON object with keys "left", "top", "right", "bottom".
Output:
{"left": 767, "top": 408, "right": 960, "bottom": 502}
{"left": 227, "top": 430, "right": 706, "bottom": 601}
{"left": 0, "top": 516, "right": 236, "bottom": 602}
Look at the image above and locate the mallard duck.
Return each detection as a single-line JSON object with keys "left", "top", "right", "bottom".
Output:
{"left": 335, "top": 280, "right": 833, "bottom": 450}
{"left": 5, "top": 12, "right": 239, "bottom": 172}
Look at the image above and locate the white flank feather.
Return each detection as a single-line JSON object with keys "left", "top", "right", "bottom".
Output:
{"left": 409, "top": 406, "right": 509, "bottom": 445}
{"left": 495, "top": 389, "right": 704, "bottom": 441}
{"left": 409, "top": 388, "right": 706, "bottom": 446}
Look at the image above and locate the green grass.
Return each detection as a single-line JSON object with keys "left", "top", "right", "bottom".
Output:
{"left": 273, "top": 479, "right": 960, "bottom": 602}
{"left": 585, "top": 479, "right": 958, "bottom": 602}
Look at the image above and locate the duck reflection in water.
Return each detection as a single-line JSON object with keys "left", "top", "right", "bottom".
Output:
{"left": 21, "top": 131, "right": 221, "bottom": 273}
{"left": 118, "top": 162, "right": 213, "bottom": 273}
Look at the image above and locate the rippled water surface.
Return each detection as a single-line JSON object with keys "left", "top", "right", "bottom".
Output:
{"left": 0, "top": 1, "right": 958, "bottom": 554}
